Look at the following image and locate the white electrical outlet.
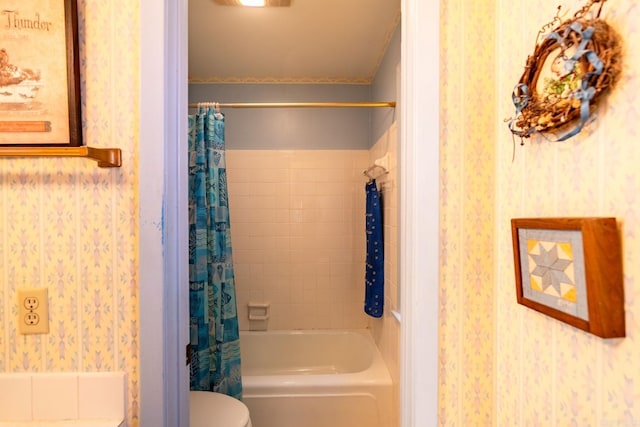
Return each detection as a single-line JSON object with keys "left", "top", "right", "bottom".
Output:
{"left": 17, "top": 287, "right": 49, "bottom": 335}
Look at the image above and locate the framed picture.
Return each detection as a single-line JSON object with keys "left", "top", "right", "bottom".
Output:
{"left": 0, "top": 0, "right": 82, "bottom": 146}
{"left": 511, "top": 217, "right": 625, "bottom": 338}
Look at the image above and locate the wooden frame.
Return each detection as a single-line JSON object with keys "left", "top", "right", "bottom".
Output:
{"left": 511, "top": 217, "right": 625, "bottom": 338}
{"left": 0, "top": 0, "right": 82, "bottom": 146}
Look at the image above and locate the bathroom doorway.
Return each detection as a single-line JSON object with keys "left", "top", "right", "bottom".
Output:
{"left": 138, "top": 0, "right": 440, "bottom": 426}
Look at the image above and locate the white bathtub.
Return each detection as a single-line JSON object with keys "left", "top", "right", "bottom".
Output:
{"left": 240, "top": 329, "right": 392, "bottom": 427}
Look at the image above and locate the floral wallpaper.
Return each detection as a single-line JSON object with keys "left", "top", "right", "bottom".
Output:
{"left": 439, "top": 0, "right": 496, "bottom": 424}
{"left": 495, "top": 0, "right": 640, "bottom": 425}
{"left": 0, "top": 1, "right": 139, "bottom": 426}
{"left": 442, "top": 0, "right": 640, "bottom": 425}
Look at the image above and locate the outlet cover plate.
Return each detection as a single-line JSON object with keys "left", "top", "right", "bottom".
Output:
{"left": 17, "top": 287, "right": 49, "bottom": 335}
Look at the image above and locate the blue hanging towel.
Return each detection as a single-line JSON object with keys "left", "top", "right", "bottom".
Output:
{"left": 364, "top": 179, "right": 384, "bottom": 318}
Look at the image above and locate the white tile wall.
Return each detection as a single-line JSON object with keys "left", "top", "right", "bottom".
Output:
{"left": 78, "top": 373, "right": 126, "bottom": 420}
{"left": 0, "top": 373, "right": 32, "bottom": 421}
{"left": 32, "top": 374, "right": 79, "bottom": 420}
{"left": 368, "top": 122, "right": 401, "bottom": 427}
{"left": 225, "top": 134, "right": 400, "bottom": 425}
{"left": 0, "top": 372, "right": 124, "bottom": 423}
{"left": 227, "top": 150, "right": 370, "bottom": 330}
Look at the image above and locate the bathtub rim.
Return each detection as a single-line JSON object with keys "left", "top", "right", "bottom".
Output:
{"left": 239, "top": 328, "right": 393, "bottom": 393}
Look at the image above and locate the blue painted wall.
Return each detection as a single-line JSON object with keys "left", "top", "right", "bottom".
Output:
{"left": 188, "top": 25, "right": 400, "bottom": 150}
{"left": 371, "top": 26, "right": 401, "bottom": 144}
{"left": 189, "top": 84, "right": 371, "bottom": 149}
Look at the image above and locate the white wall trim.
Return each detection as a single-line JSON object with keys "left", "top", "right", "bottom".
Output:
{"left": 400, "top": 0, "right": 440, "bottom": 426}
{"left": 162, "top": 0, "right": 190, "bottom": 425}
{"left": 140, "top": 0, "right": 441, "bottom": 425}
{"left": 139, "top": 0, "right": 166, "bottom": 424}
{"left": 139, "top": 0, "right": 189, "bottom": 426}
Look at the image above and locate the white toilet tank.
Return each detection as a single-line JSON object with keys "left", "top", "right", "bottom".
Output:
{"left": 190, "top": 391, "right": 252, "bottom": 427}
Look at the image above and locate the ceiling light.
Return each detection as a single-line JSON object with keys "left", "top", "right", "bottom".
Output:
{"left": 213, "top": 0, "right": 291, "bottom": 6}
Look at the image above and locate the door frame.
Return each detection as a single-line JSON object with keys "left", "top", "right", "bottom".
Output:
{"left": 138, "top": 0, "right": 439, "bottom": 425}
{"left": 399, "top": 1, "right": 440, "bottom": 425}
{"left": 139, "top": 0, "right": 190, "bottom": 425}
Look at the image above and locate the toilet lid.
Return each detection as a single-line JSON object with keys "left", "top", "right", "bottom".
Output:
{"left": 190, "top": 391, "right": 251, "bottom": 427}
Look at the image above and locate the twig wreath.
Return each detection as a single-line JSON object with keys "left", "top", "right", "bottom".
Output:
{"left": 508, "top": 0, "right": 622, "bottom": 143}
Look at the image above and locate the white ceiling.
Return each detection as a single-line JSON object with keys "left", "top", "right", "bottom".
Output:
{"left": 188, "top": 0, "right": 401, "bottom": 84}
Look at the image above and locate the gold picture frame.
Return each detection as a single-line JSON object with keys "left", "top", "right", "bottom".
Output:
{"left": 511, "top": 217, "right": 625, "bottom": 338}
{"left": 0, "top": 0, "right": 82, "bottom": 146}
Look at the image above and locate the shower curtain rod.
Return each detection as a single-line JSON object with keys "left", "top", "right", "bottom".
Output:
{"left": 188, "top": 101, "right": 396, "bottom": 109}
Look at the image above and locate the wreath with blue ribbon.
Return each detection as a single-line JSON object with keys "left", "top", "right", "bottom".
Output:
{"left": 508, "top": 1, "right": 621, "bottom": 142}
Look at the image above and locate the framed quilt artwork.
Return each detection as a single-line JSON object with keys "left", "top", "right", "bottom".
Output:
{"left": 511, "top": 217, "right": 624, "bottom": 338}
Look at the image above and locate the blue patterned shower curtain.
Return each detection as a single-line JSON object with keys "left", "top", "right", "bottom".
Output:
{"left": 188, "top": 105, "right": 242, "bottom": 399}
